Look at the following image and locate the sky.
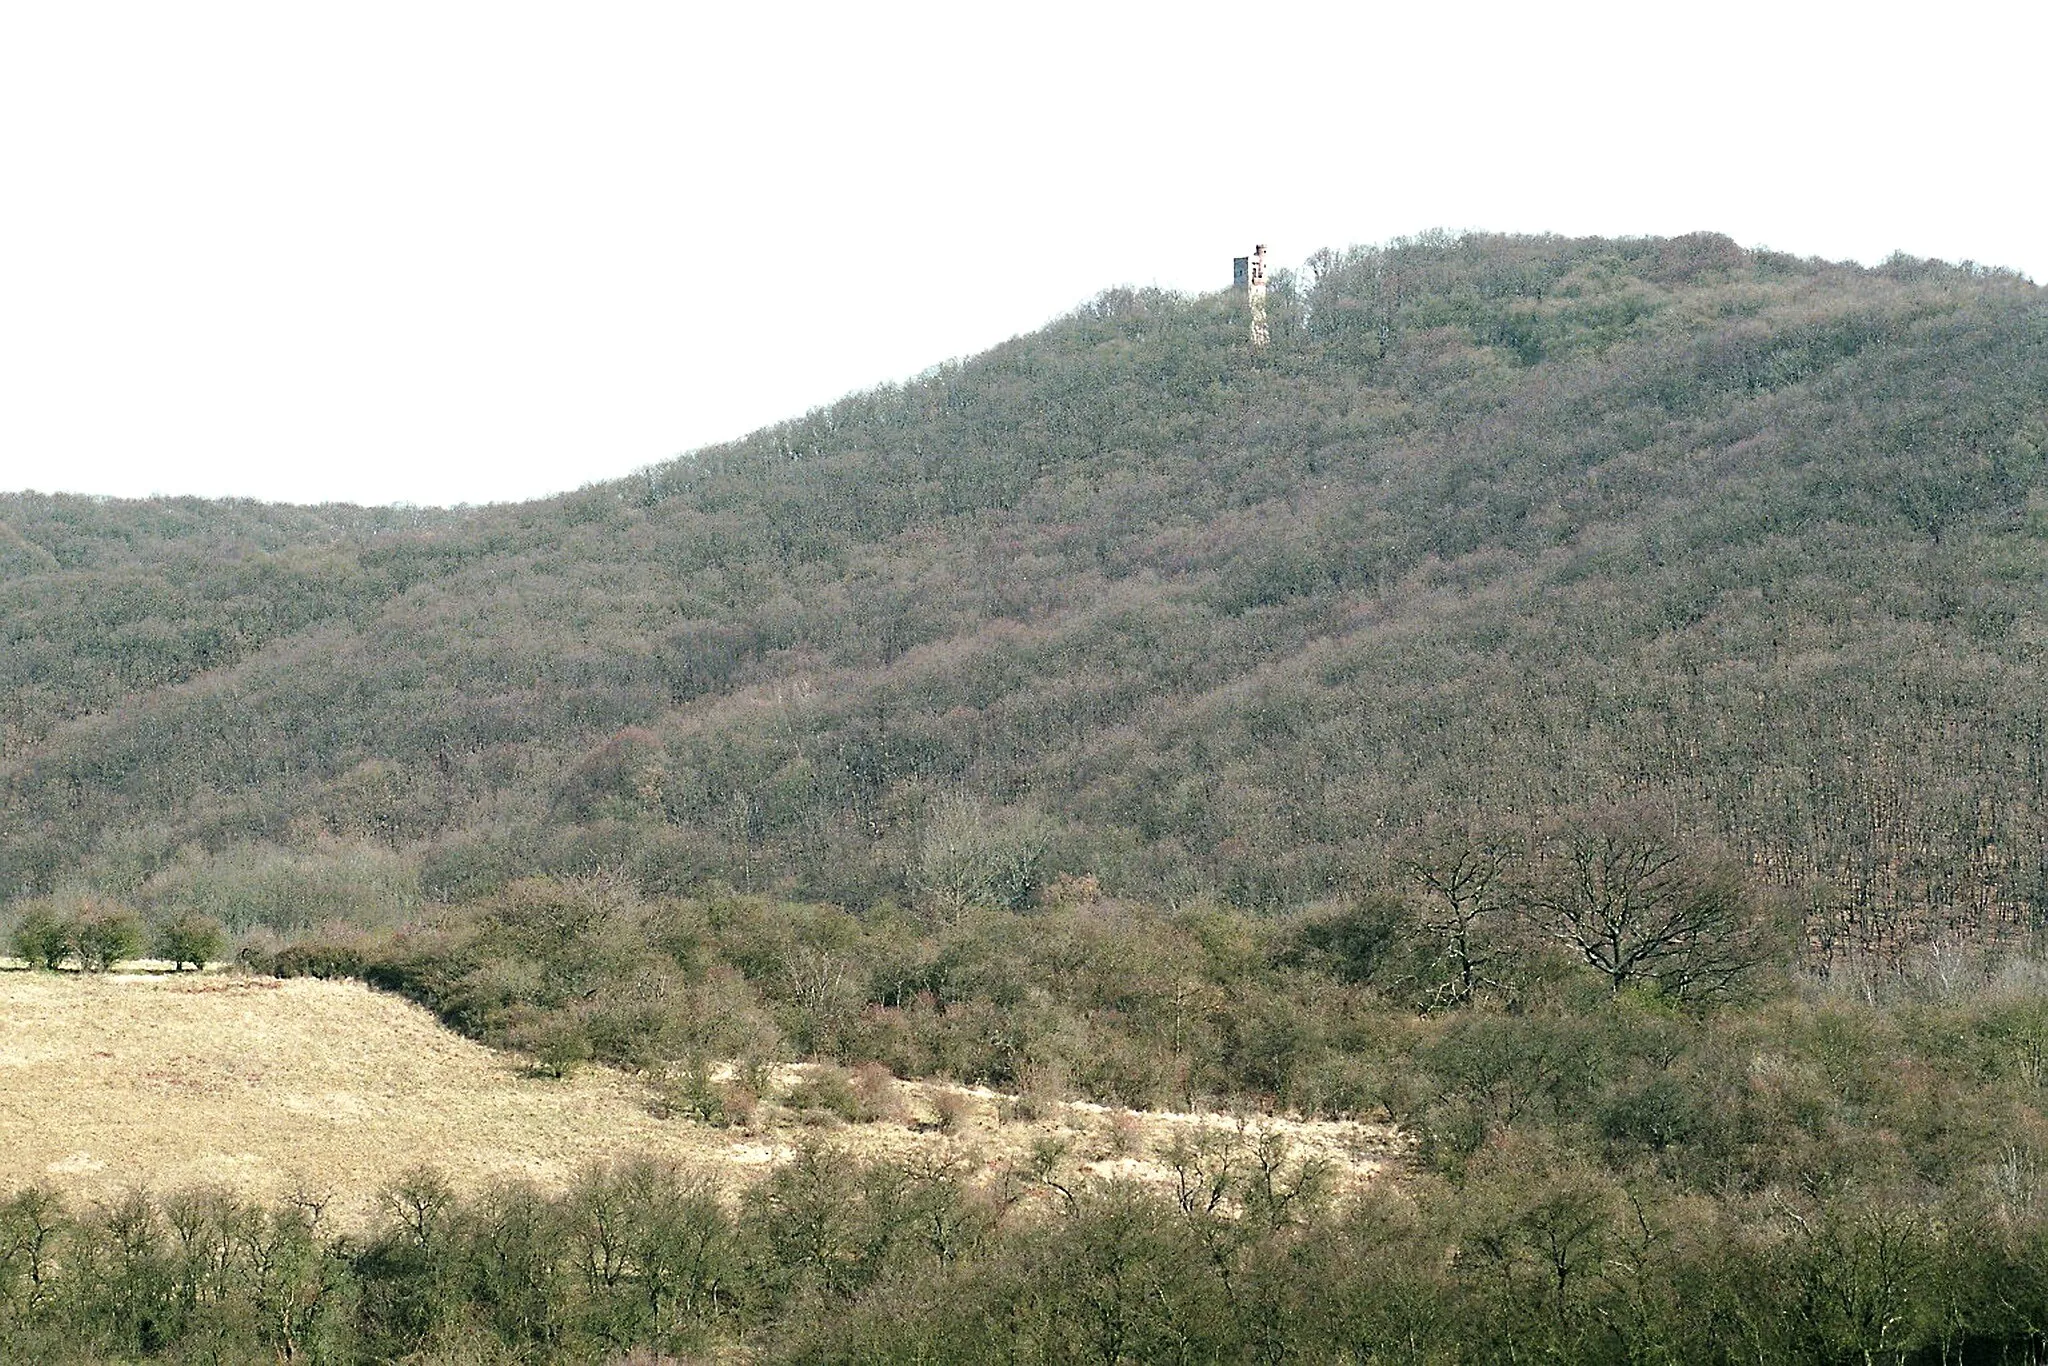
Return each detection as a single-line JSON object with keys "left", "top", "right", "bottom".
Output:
{"left": 1, "top": 1, "right": 2042, "bottom": 508}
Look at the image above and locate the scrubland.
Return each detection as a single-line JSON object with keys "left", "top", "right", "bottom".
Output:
{"left": 0, "top": 969, "right": 1398, "bottom": 1227}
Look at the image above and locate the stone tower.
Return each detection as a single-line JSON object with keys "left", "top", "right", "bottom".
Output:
{"left": 1233, "top": 244, "right": 1269, "bottom": 347}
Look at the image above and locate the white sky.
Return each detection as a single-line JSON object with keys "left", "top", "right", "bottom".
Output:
{"left": 1, "top": 1, "right": 2042, "bottom": 508}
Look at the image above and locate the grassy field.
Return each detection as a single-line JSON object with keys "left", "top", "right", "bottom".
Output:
{"left": 0, "top": 968, "right": 1400, "bottom": 1226}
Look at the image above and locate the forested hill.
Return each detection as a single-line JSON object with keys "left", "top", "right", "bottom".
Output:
{"left": 4, "top": 232, "right": 2045, "bottom": 946}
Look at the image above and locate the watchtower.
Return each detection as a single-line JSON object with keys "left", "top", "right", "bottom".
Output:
{"left": 1233, "top": 244, "right": 1269, "bottom": 347}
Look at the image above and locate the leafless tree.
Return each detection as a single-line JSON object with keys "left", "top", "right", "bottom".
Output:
{"left": 1396, "top": 825, "right": 1524, "bottom": 1007}
{"left": 1528, "top": 815, "right": 1776, "bottom": 1001}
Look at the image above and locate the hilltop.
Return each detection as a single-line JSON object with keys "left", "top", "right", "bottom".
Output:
{"left": 2, "top": 232, "right": 2044, "bottom": 950}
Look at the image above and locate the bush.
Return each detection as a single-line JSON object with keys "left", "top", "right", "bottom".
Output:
{"left": 653, "top": 1062, "right": 731, "bottom": 1125}
{"left": 851, "top": 1062, "right": 906, "bottom": 1123}
{"left": 1100, "top": 1109, "right": 1144, "bottom": 1158}
{"left": 152, "top": 911, "right": 226, "bottom": 971}
{"left": 780, "top": 1066, "right": 861, "bottom": 1122}
{"left": 71, "top": 904, "right": 144, "bottom": 973}
{"left": 9, "top": 901, "right": 75, "bottom": 970}
{"left": 505, "top": 1010, "right": 593, "bottom": 1078}
{"left": 1284, "top": 897, "right": 1408, "bottom": 986}
{"left": 930, "top": 1089, "right": 971, "bottom": 1134}
{"left": 252, "top": 926, "right": 377, "bottom": 980}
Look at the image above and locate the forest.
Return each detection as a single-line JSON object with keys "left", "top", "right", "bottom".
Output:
{"left": 4, "top": 232, "right": 2045, "bottom": 951}
{"left": 5, "top": 231, "right": 2048, "bottom": 1362}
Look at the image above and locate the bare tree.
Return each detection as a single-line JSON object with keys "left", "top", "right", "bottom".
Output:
{"left": 912, "top": 793, "right": 1051, "bottom": 923}
{"left": 780, "top": 944, "right": 851, "bottom": 1058}
{"left": 1528, "top": 815, "right": 1776, "bottom": 1001}
{"left": 1395, "top": 825, "right": 1524, "bottom": 1007}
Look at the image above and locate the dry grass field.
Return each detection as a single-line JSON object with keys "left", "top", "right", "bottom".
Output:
{"left": 0, "top": 968, "right": 1402, "bottom": 1226}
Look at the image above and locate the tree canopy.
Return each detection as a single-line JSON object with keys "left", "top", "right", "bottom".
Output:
{"left": 1, "top": 232, "right": 2042, "bottom": 966}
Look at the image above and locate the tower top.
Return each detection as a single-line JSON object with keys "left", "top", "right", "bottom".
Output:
{"left": 1232, "top": 243, "right": 1268, "bottom": 291}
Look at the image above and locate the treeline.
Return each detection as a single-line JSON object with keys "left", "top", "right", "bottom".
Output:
{"left": 7, "top": 892, "right": 222, "bottom": 973}
{"left": 3, "top": 234, "right": 2044, "bottom": 950}
{"left": 223, "top": 811, "right": 1789, "bottom": 1113}
{"left": 219, "top": 820, "right": 2048, "bottom": 1209}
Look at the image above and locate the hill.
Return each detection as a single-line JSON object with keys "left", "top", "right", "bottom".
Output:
{"left": 3, "top": 231, "right": 2045, "bottom": 957}
{"left": 9, "top": 229, "right": 2048, "bottom": 1366}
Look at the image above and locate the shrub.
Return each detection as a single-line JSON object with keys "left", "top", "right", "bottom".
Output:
{"left": 720, "top": 1080, "right": 760, "bottom": 1129}
{"left": 1006, "top": 1063, "right": 1069, "bottom": 1123}
{"left": 505, "top": 1010, "right": 593, "bottom": 1079}
{"left": 1101, "top": 1109, "right": 1145, "bottom": 1159}
{"left": 9, "top": 901, "right": 75, "bottom": 970}
{"left": 1284, "top": 897, "right": 1408, "bottom": 987}
{"left": 781, "top": 1067, "right": 860, "bottom": 1122}
{"left": 152, "top": 911, "right": 226, "bottom": 971}
{"left": 1599, "top": 1072, "right": 1704, "bottom": 1155}
{"left": 72, "top": 904, "right": 144, "bottom": 973}
{"left": 851, "top": 1062, "right": 905, "bottom": 1123}
{"left": 253, "top": 926, "right": 377, "bottom": 980}
{"left": 652, "top": 1062, "right": 729, "bottom": 1125}
{"left": 930, "top": 1089, "right": 970, "bottom": 1134}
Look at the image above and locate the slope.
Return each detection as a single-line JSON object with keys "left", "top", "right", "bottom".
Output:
{"left": 2, "top": 232, "right": 2044, "bottom": 944}
{"left": 0, "top": 968, "right": 1398, "bottom": 1226}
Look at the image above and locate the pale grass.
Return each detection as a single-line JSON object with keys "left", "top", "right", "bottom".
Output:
{"left": 0, "top": 969, "right": 1403, "bottom": 1227}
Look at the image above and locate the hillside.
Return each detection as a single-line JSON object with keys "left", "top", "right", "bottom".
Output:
{"left": 10, "top": 231, "right": 2048, "bottom": 1365}
{"left": 3, "top": 232, "right": 2045, "bottom": 955}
